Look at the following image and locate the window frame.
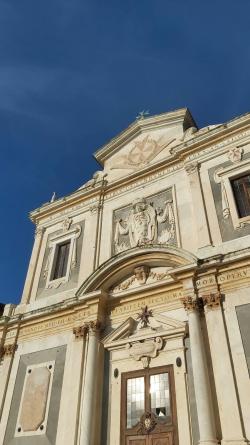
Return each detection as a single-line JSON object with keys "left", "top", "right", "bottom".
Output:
{"left": 120, "top": 365, "right": 178, "bottom": 445}
{"left": 50, "top": 239, "right": 71, "bottom": 281}
{"left": 44, "top": 224, "right": 81, "bottom": 289}
{"left": 214, "top": 159, "right": 250, "bottom": 229}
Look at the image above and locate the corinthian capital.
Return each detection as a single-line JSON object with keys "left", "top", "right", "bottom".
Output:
{"left": 73, "top": 325, "right": 88, "bottom": 339}
{"left": 0, "top": 343, "right": 18, "bottom": 358}
{"left": 202, "top": 293, "right": 222, "bottom": 309}
{"left": 181, "top": 296, "right": 203, "bottom": 312}
{"left": 35, "top": 226, "right": 45, "bottom": 238}
{"left": 184, "top": 161, "right": 200, "bottom": 175}
{"left": 86, "top": 320, "right": 103, "bottom": 334}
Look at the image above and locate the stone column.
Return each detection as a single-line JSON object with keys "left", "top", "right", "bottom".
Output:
{"left": 21, "top": 226, "right": 44, "bottom": 304}
{"left": 202, "top": 293, "right": 247, "bottom": 445}
{"left": 79, "top": 321, "right": 102, "bottom": 445}
{"left": 185, "top": 162, "right": 211, "bottom": 249}
{"left": 182, "top": 296, "right": 218, "bottom": 445}
{"left": 0, "top": 343, "right": 18, "bottom": 421}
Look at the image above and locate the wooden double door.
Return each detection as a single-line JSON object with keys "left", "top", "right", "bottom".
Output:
{"left": 121, "top": 366, "right": 178, "bottom": 445}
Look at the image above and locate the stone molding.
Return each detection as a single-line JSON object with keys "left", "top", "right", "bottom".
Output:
{"left": 202, "top": 292, "right": 222, "bottom": 309}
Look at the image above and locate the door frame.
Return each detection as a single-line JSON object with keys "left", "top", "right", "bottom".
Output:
{"left": 120, "top": 365, "right": 179, "bottom": 445}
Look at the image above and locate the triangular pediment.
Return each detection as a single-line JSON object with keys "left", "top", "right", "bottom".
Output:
{"left": 94, "top": 108, "right": 197, "bottom": 181}
{"left": 103, "top": 314, "right": 186, "bottom": 348}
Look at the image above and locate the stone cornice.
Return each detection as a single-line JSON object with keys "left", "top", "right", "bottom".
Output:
{"left": 29, "top": 111, "right": 250, "bottom": 226}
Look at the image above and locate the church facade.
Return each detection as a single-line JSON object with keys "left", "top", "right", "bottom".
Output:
{"left": 0, "top": 108, "right": 250, "bottom": 445}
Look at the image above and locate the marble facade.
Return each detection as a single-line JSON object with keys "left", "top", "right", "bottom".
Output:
{"left": 0, "top": 108, "right": 250, "bottom": 444}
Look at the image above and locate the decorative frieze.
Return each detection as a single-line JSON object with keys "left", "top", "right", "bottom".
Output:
{"left": 111, "top": 266, "right": 170, "bottom": 293}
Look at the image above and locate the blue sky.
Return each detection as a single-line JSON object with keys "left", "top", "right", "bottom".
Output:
{"left": 1, "top": 0, "right": 250, "bottom": 304}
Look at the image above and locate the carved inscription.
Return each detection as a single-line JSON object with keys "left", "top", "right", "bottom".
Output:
{"left": 218, "top": 268, "right": 250, "bottom": 284}
{"left": 6, "top": 308, "right": 94, "bottom": 340}
{"left": 110, "top": 290, "right": 183, "bottom": 318}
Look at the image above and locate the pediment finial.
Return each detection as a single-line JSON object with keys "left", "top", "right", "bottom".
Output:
{"left": 137, "top": 305, "right": 153, "bottom": 328}
{"left": 136, "top": 110, "right": 150, "bottom": 120}
{"left": 50, "top": 192, "right": 56, "bottom": 202}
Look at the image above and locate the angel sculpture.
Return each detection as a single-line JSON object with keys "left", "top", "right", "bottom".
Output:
{"left": 114, "top": 197, "right": 175, "bottom": 253}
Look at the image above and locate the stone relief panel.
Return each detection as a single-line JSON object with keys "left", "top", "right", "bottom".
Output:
{"left": 3, "top": 345, "right": 66, "bottom": 445}
{"left": 111, "top": 266, "right": 171, "bottom": 294}
{"left": 107, "top": 133, "right": 177, "bottom": 171}
{"left": 113, "top": 189, "right": 177, "bottom": 254}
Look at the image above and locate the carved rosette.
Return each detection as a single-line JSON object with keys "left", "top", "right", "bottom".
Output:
{"left": 181, "top": 296, "right": 203, "bottom": 312}
{"left": 202, "top": 293, "right": 222, "bottom": 309}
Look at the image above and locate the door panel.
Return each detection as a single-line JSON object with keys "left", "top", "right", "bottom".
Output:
{"left": 149, "top": 432, "right": 173, "bottom": 445}
{"left": 126, "top": 436, "right": 147, "bottom": 445}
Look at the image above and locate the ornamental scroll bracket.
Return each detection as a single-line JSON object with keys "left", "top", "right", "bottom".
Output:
{"left": 126, "top": 337, "right": 163, "bottom": 368}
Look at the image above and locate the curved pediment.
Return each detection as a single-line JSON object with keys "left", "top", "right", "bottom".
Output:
{"left": 76, "top": 245, "right": 197, "bottom": 296}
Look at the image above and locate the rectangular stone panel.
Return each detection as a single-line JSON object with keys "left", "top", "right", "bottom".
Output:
{"left": 3, "top": 345, "right": 66, "bottom": 445}
{"left": 236, "top": 303, "right": 250, "bottom": 375}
